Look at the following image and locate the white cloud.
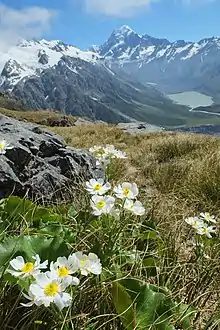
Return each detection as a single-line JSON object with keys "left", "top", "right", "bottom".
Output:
{"left": 84, "top": 0, "right": 217, "bottom": 16}
{"left": 0, "top": 4, "right": 55, "bottom": 51}
{"left": 84, "top": 0, "right": 159, "bottom": 17}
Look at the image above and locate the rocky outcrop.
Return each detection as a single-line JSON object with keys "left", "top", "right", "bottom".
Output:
{"left": 117, "top": 122, "right": 164, "bottom": 134}
{"left": 0, "top": 115, "right": 104, "bottom": 203}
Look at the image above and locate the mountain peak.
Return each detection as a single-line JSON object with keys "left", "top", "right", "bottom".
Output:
{"left": 113, "top": 25, "right": 134, "bottom": 37}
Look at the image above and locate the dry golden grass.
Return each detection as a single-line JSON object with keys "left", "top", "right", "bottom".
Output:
{"left": 1, "top": 106, "right": 220, "bottom": 221}
{"left": 0, "top": 108, "right": 77, "bottom": 126}
{"left": 51, "top": 124, "right": 220, "bottom": 214}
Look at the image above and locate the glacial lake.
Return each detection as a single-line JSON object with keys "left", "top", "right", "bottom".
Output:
{"left": 168, "top": 91, "right": 214, "bottom": 109}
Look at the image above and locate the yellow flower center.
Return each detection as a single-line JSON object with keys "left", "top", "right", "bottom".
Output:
{"left": 94, "top": 184, "right": 102, "bottom": 191}
{"left": 202, "top": 228, "right": 208, "bottom": 233}
{"left": 58, "top": 266, "right": 69, "bottom": 277}
{"left": 22, "top": 262, "right": 34, "bottom": 273}
{"left": 80, "top": 258, "right": 86, "bottom": 267}
{"left": 44, "top": 283, "right": 59, "bottom": 297}
{"left": 97, "top": 201, "right": 105, "bottom": 209}
{"left": 0, "top": 142, "right": 5, "bottom": 149}
{"left": 123, "top": 188, "right": 130, "bottom": 196}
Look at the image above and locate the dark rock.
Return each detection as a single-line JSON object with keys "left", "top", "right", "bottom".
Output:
{"left": 38, "top": 53, "right": 49, "bottom": 65}
{"left": 117, "top": 122, "right": 164, "bottom": 134}
{"left": 0, "top": 115, "right": 104, "bottom": 203}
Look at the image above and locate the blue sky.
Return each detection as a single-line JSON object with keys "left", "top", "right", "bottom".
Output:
{"left": 1, "top": 0, "right": 220, "bottom": 49}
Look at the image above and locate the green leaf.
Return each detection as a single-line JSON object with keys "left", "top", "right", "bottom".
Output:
{"left": 136, "top": 230, "right": 159, "bottom": 240}
{"left": 112, "top": 281, "right": 136, "bottom": 330}
{"left": 136, "top": 284, "right": 166, "bottom": 328}
{"left": 120, "top": 278, "right": 142, "bottom": 301}
{"left": 175, "top": 303, "right": 196, "bottom": 329}
{"left": 67, "top": 206, "right": 78, "bottom": 219}
{"left": 142, "top": 257, "right": 159, "bottom": 277}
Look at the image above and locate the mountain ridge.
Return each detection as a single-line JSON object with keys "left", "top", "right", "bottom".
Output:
{"left": 1, "top": 26, "right": 220, "bottom": 125}
{"left": 97, "top": 25, "right": 220, "bottom": 100}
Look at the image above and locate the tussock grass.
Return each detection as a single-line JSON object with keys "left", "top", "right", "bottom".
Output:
{"left": 0, "top": 108, "right": 77, "bottom": 126}
{"left": 51, "top": 124, "right": 220, "bottom": 328}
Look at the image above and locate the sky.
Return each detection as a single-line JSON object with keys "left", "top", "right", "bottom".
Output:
{"left": 0, "top": 0, "right": 220, "bottom": 51}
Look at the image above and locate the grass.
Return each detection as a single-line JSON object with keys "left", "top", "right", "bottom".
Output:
{"left": 0, "top": 108, "right": 78, "bottom": 126}
{"left": 1, "top": 108, "right": 220, "bottom": 328}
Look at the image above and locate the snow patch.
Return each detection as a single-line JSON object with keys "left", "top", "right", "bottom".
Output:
{"left": 181, "top": 44, "right": 202, "bottom": 60}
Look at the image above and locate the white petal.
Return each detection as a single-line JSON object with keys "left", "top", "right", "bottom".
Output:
{"left": 21, "top": 301, "right": 35, "bottom": 307}
{"left": 122, "top": 182, "right": 132, "bottom": 189}
{"left": 88, "top": 253, "right": 99, "bottom": 261}
{"left": 61, "top": 276, "right": 73, "bottom": 289}
{"left": 29, "top": 284, "right": 44, "bottom": 297}
{"left": 81, "top": 269, "right": 88, "bottom": 276}
{"left": 39, "top": 260, "right": 48, "bottom": 269}
{"left": 35, "top": 273, "right": 50, "bottom": 288}
{"left": 71, "top": 277, "right": 80, "bottom": 286}
{"left": 90, "top": 179, "right": 97, "bottom": 186}
{"left": 74, "top": 251, "right": 84, "bottom": 261}
{"left": 68, "top": 255, "right": 80, "bottom": 271}
{"left": 89, "top": 262, "right": 102, "bottom": 275}
{"left": 42, "top": 296, "right": 53, "bottom": 307}
{"left": 32, "top": 254, "right": 40, "bottom": 265}
{"left": 10, "top": 256, "right": 25, "bottom": 270}
{"left": 54, "top": 294, "right": 65, "bottom": 310}
{"left": 7, "top": 270, "right": 23, "bottom": 277}
{"left": 56, "top": 257, "right": 68, "bottom": 266}
{"left": 92, "top": 209, "right": 102, "bottom": 216}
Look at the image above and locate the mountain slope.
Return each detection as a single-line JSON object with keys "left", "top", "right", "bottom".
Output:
{"left": 99, "top": 26, "right": 220, "bottom": 100}
{"left": 0, "top": 38, "right": 195, "bottom": 125}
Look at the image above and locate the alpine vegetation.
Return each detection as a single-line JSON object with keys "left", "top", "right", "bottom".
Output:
{"left": 8, "top": 252, "right": 102, "bottom": 310}
{"left": 0, "top": 137, "right": 220, "bottom": 329}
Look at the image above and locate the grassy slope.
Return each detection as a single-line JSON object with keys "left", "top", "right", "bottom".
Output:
{"left": 1, "top": 108, "right": 220, "bottom": 328}
{"left": 1, "top": 107, "right": 220, "bottom": 218}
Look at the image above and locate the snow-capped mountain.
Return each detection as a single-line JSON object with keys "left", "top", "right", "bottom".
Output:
{"left": 0, "top": 37, "right": 191, "bottom": 124}
{"left": 0, "top": 39, "right": 99, "bottom": 91}
{"left": 1, "top": 26, "right": 220, "bottom": 125}
{"left": 98, "top": 25, "right": 220, "bottom": 100}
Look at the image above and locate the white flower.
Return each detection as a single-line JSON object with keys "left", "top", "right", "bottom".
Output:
{"left": 86, "top": 178, "right": 111, "bottom": 195}
{"left": 96, "top": 157, "right": 111, "bottom": 167}
{"left": 50, "top": 255, "right": 80, "bottom": 287}
{"left": 196, "top": 225, "right": 216, "bottom": 238}
{"left": 103, "top": 145, "right": 118, "bottom": 158}
{"left": 124, "top": 199, "right": 145, "bottom": 216}
{"left": 185, "top": 217, "right": 204, "bottom": 230}
{"left": 113, "top": 182, "right": 139, "bottom": 200}
{"left": 89, "top": 145, "right": 127, "bottom": 167}
{"left": 74, "top": 252, "right": 102, "bottom": 276}
{"left": 103, "top": 145, "right": 127, "bottom": 159}
{"left": 90, "top": 195, "right": 115, "bottom": 216}
{"left": 28, "top": 272, "right": 72, "bottom": 310}
{"left": 0, "top": 139, "right": 12, "bottom": 154}
{"left": 8, "top": 255, "right": 48, "bottom": 279}
{"left": 114, "top": 149, "right": 127, "bottom": 159}
{"left": 89, "top": 145, "right": 103, "bottom": 154}
{"left": 200, "top": 212, "right": 217, "bottom": 224}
